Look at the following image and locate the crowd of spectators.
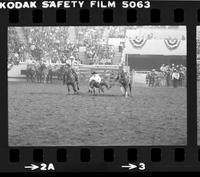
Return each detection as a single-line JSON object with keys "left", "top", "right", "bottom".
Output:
{"left": 159, "top": 63, "right": 186, "bottom": 74}
{"left": 76, "top": 27, "right": 116, "bottom": 64}
{"left": 8, "top": 28, "right": 26, "bottom": 65}
{"left": 8, "top": 26, "right": 184, "bottom": 66}
{"left": 85, "top": 43, "right": 115, "bottom": 65}
{"left": 197, "top": 29, "right": 200, "bottom": 56}
{"left": 108, "top": 26, "right": 126, "bottom": 38}
{"left": 146, "top": 63, "right": 187, "bottom": 88}
{"left": 8, "top": 26, "right": 128, "bottom": 66}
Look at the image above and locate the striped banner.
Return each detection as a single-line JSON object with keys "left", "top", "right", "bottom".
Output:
{"left": 129, "top": 36, "right": 147, "bottom": 49}
{"left": 164, "top": 38, "right": 181, "bottom": 50}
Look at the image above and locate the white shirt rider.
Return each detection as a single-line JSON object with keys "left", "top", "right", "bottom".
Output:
{"left": 172, "top": 71, "right": 180, "bottom": 80}
{"left": 89, "top": 73, "right": 102, "bottom": 84}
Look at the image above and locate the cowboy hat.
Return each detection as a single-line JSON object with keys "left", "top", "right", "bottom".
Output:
{"left": 91, "top": 71, "right": 97, "bottom": 74}
{"left": 69, "top": 56, "right": 75, "bottom": 59}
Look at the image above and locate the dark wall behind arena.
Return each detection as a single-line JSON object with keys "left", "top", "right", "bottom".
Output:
{"left": 127, "top": 55, "right": 186, "bottom": 71}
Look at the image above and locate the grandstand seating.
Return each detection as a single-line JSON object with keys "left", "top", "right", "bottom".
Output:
{"left": 113, "top": 51, "right": 122, "bottom": 65}
{"left": 78, "top": 51, "right": 87, "bottom": 64}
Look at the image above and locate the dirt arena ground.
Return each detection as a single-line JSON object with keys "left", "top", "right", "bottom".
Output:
{"left": 8, "top": 81, "right": 187, "bottom": 146}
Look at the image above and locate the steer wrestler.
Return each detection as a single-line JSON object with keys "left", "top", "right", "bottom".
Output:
{"left": 88, "top": 71, "right": 102, "bottom": 93}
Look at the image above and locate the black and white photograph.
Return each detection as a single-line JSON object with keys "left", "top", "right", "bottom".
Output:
{"left": 8, "top": 26, "right": 187, "bottom": 146}
{"left": 197, "top": 26, "right": 200, "bottom": 145}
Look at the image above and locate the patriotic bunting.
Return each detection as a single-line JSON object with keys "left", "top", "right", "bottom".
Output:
{"left": 128, "top": 34, "right": 183, "bottom": 50}
{"left": 164, "top": 38, "right": 181, "bottom": 50}
{"left": 129, "top": 36, "right": 147, "bottom": 49}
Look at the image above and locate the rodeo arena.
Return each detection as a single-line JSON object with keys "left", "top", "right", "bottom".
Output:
{"left": 8, "top": 26, "right": 187, "bottom": 146}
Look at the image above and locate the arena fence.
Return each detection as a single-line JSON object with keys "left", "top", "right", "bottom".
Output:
{"left": 8, "top": 62, "right": 186, "bottom": 87}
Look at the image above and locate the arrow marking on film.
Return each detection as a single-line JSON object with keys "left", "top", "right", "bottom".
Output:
{"left": 121, "top": 163, "right": 137, "bottom": 170}
{"left": 24, "top": 164, "right": 39, "bottom": 171}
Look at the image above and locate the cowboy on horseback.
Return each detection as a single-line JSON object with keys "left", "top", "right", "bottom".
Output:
{"left": 116, "top": 64, "right": 132, "bottom": 97}
{"left": 63, "top": 63, "right": 79, "bottom": 94}
{"left": 117, "top": 64, "right": 127, "bottom": 82}
{"left": 65, "top": 63, "right": 79, "bottom": 83}
{"left": 26, "top": 59, "right": 37, "bottom": 82}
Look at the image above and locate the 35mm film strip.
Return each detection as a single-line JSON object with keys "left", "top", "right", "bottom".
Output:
{"left": 0, "top": 0, "right": 200, "bottom": 173}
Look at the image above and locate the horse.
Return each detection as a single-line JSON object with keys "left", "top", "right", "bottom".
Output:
{"left": 56, "top": 65, "right": 64, "bottom": 80}
{"left": 89, "top": 79, "right": 110, "bottom": 95}
{"left": 116, "top": 70, "right": 132, "bottom": 97}
{"left": 46, "top": 64, "right": 65, "bottom": 82}
{"left": 34, "top": 63, "right": 42, "bottom": 83}
{"left": 63, "top": 67, "right": 79, "bottom": 94}
{"left": 45, "top": 64, "right": 58, "bottom": 84}
{"left": 46, "top": 66, "right": 53, "bottom": 83}
{"left": 34, "top": 63, "right": 49, "bottom": 83}
{"left": 26, "top": 64, "right": 36, "bottom": 82}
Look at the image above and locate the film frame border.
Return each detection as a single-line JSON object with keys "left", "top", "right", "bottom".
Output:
{"left": 0, "top": 0, "right": 199, "bottom": 172}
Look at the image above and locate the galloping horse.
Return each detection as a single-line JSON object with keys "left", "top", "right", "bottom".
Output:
{"left": 89, "top": 79, "right": 110, "bottom": 95}
{"left": 63, "top": 66, "right": 79, "bottom": 94}
{"left": 116, "top": 70, "right": 132, "bottom": 97}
